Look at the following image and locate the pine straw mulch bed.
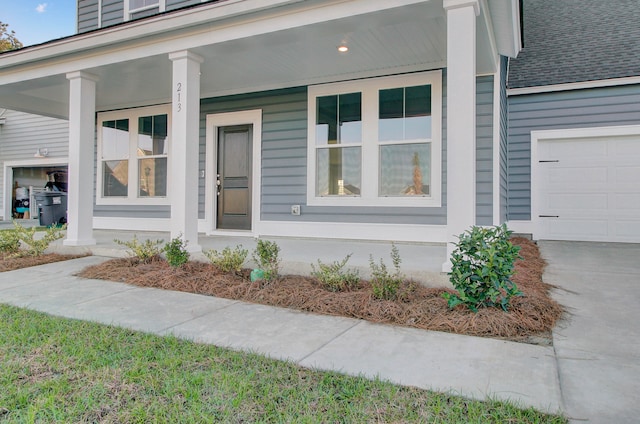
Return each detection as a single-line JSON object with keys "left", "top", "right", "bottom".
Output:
{"left": 0, "top": 253, "right": 89, "bottom": 272}
{"left": 76, "top": 237, "right": 563, "bottom": 345}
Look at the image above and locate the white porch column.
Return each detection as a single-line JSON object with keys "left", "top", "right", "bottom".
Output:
{"left": 442, "top": 0, "right": 479, "bottom": 271}
{"left": 169, "top": 50, "right": 203, "bottom": 251}
{"left": 64, "top": 71, "right": 98, "bottom": 246}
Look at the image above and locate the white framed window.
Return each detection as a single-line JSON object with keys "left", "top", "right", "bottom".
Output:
{"left": 124, "top": 0, "right": 165, "bottom": 20}
{"left": 307, "top": 71, "right": 442, "bottom": 207}
{"left": 97, "top": 105, "right": 171, "bottom": 205}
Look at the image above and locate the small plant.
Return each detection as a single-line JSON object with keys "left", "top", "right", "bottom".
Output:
{"left": 311, "top": 254, "right": 360, "bottom": 292}
{"left": 164, "top": 234, "right": 190, "bottom": 268}
{"left": 442, "top": 224, "right": 522, "bottom": 312}
{"left": 252, "top": 239, "right": 281, "bottom": 283}
{"left": 12, "top": 220, "right": 65, "bottom": 257}
{"left": 0, "top": 228, "right": 20, "bottom": 254}
{"left": 204, "top": 245, "right": 248, "bottom": 274}
{"left": 369, "top": 244, "right": 404, "bottom": 300}
{"left": 114, "top": 235, "right": 163, "bottom": 263}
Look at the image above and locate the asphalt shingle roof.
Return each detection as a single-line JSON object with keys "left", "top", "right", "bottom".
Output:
{"left": 508, "top": 0, "right": 640, "bottom": 89}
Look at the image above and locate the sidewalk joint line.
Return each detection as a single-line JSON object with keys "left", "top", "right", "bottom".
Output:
{"left": 296, "top": 320, "right": 363, "bottom": 363}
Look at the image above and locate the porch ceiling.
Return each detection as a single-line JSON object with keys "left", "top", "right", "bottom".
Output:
{"left": 0, "top": 0, "right": 502, "bottom": 119}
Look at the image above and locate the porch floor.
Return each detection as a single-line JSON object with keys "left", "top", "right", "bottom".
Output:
{"left": 17, "top": 224, "right": 450, "bottom": 286}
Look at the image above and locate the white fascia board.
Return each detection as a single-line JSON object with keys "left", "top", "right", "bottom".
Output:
{"left": 507, "top": 76, "right": 640, "bottom": 96}
{"left": 0, "top": 0, "right": 430, "bottom": 84}
{"left": 486, "top": 0, "right": 521, "bottom": 58}
{"left": 479, "top": 0, "right": 500, "bottom": 72}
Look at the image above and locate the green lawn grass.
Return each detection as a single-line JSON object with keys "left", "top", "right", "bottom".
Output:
{"left": 0, "top": 304, "right": 567, "bottom": 423}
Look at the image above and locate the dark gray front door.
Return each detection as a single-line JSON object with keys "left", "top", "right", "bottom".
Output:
{"left": 217, "top": 125, "right": 252, "bottom": 230}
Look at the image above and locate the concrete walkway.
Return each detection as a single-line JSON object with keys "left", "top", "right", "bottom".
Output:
{"left": 0, "top": 256, "right": 562, "bottom": 415}
{"left": 1, "top": 240, "right": 638, "bottom": 422}
{"left": 542, "top": 241, "right": 640, "bottom": 424}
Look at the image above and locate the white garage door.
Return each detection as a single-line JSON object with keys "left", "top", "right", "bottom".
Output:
{"left": 537, "top": 135, "right": 640, "bottom": 242}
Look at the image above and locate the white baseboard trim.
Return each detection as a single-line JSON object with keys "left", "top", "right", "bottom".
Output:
{"left": 256, "top": 220, "right": 448, "bottom": 243}
{"left": 93, "top": 217, "right": 172, "bottom": 232}
{"left": 506, "top": 220, "right": 533, "bottom": 236}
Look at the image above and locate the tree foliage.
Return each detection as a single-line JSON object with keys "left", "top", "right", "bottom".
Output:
{"left": 0, "top": 21, "right": 23, "bottom": 52}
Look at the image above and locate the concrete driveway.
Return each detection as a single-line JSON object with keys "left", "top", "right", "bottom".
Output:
{"left": 539, "top": 241, "right": 640, "bottom": 424}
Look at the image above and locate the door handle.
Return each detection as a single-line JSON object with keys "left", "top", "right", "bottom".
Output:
{"left": 216, "top": 174, "right": 221, "bottom": 196}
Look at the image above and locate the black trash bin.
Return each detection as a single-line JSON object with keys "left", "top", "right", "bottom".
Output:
{"left": 34, "top": 192, "right": 67, "bottom": 226}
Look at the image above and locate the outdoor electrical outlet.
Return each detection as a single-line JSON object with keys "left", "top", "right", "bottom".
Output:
{"left": 291, "top": 205, "right": 301, "bottom": 216}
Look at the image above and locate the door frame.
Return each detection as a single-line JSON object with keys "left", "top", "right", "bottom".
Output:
{"left": 530, "top": 124, "right": 640, "bottom": 241}
{"left": 205, "top": 109, "right": 262, "bottom": 235}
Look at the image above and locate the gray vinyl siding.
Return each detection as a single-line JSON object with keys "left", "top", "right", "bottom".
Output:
{"left": 102, "top": 0, "right": 124, "bottom": 28}
{"left": 476, "top": 75, "right": 494, "bottom": 226}
{"left": 197, "top": 75, "right": 494, "bottom": 226}
{"left": 507, "top": 84, "right": 640, "bottom": 221}
{"left": 77, "top": 0, "right": 100, "bottom": 33}
{"left": 499, "top": 56, "right": 508, "bottom": 223}
{"left": 0, "top": 110, "right": 69, "bottom": 215}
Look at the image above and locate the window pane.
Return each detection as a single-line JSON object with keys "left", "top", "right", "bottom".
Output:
{"left": 316, "top": 93, "right": 361, "bottom": 145}
{"left": 130, "top": 0, "right": 158, "bottom": 9}
{"left": 139, "top": 157, "right": 167, "bottom": 197}
{"left": 379, "top": 143, "right": 430, "bottom": 196}
{"left": 379, "top": 85, "right": 431, "bottom": 141}
{"left": 316, "top": 147, "right": 361, "bottom": 196}
{"left": 379, "top": 88, "right": 404, "bottom": 141}
{"left": 405, "top": 85, "right": 431, "bottom": 140}
{"left": 103, "top": 160, "right": 128, "bottom": 197}
{"left": 138, "top": 114, "right": 168, "bottom": 156}
{"left": 339, "top": 92, "right": 362, "bottom": 144}
{"left": 102, "top": 119, "right": 129, "bottom": 159}
{"left": 316, "top": 95, "right": 337, "bottom": 145}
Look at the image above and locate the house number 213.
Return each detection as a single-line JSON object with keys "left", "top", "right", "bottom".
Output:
{"left": 176, "top": 83, "right": 182, "bottom": 112}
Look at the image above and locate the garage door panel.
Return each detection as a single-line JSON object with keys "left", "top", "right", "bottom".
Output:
{"left": 545, "top": 193, "right": 608, "bottom": 210}
{"left": 542, "top": 218, "right": 609, "bottom": 240}
{"left": 615, "top": 165, "right": 640, "bottom": 183}
{"left": 615, "top": 137, "right": 640, "bottom": 157}
{"left": 614, "top": 194, "right": 640, "bottom": 210}
{"left": 537, "top": 134, "right": 640, "bottom": 243}
{"left": 615, "top": 221, "right": 640, "bottom": 240}
{"left": 547, "top": 166, "right": 607, "bottom": 186}
{"left": 541, "top": 138, "right": 608, "bottom": 159}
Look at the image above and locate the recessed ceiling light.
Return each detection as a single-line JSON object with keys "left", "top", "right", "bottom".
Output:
{"left": 337, "top": 45, "right": 349, "bottom": 53}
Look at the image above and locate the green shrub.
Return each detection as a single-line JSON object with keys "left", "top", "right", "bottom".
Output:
{"left": 204, "top": 245, "right": 248, "bottom": 274}
{"left": 442, "top": 224, "right": 522, "bottom": 312}
{"left": 114, "top": 235, "right": 163, "bottom": 263}
{"left": 164, "top": 235, "right": 190, "bottom": 268}
{"left": 0, "top": 229, "right": 20, "bottom": 254}
{"left": 12, "top": 220, "right": 65, "bottom": 257}
{"left": 369, "top": 244, "right": 404, "bottom": 300}
{"left": 252, "top": 239, "right": 281, "bottom": 283}
{"left": 311, "top": 254, "right": 360, "bottom": 292}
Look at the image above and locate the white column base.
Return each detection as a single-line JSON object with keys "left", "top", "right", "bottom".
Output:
{"left": 63, "top": 238, "right": 97, "bottom": 247}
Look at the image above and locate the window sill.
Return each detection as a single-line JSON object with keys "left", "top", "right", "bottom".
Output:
{"left": 96, "top": 197, "right": 170, "bottom": 207}
{"left": 306, "top": 196, "right": 442, "bottom": 208}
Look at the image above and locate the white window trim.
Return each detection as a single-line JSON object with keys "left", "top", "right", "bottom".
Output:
{"left": 96, "top": 104, "right": 171, "bottom": 206}
{"left": 306, "top": 70, "right": 442, "bottom": 207}
{"left": 124, "top": 0, "right": 166, "bottom": 21}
